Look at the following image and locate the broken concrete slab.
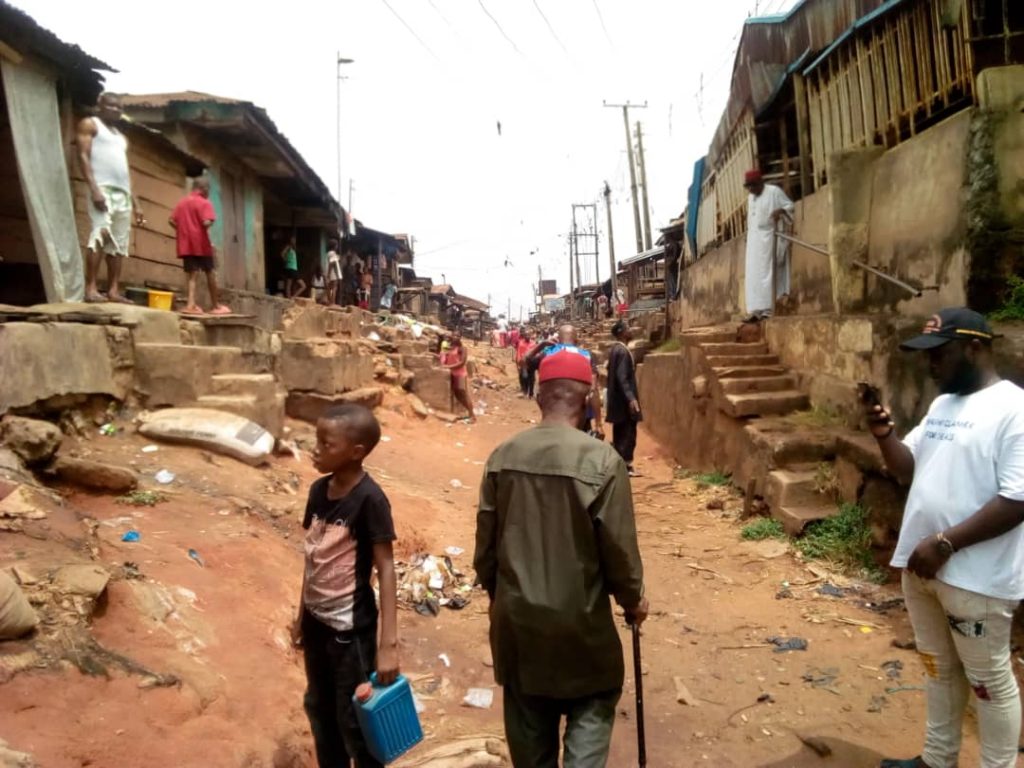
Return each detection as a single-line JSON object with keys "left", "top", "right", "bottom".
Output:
{"left": 133, "top": 343, "right": 244, "bottom": 406}
{"left": 0, "top": 416, "right": 62, "bottom": 466}
{"left": 51, "top": 457, "right": 138, "bottom": 493}
{"left": 0, "top": 322, "right": 133, "bottom": 412}
{"left": 410, "top": 366, "right": 452, "bottom": 412}
{"left": 0, "top": 738, "right": 38, "bottom": 768}
{"left": 408, "top": 394, "right": 430, "bottom": 419}
{"left": 286, "top": 388, "right": 385, "bottom": 424}
{"left": 279, "top": 338, "right": 375, "bottom": 395}
{"left": 0, "top": 484, "right": 48, "bottom": 522}
{"left": 53, "top": 564, "right": 110, "bottom": 598}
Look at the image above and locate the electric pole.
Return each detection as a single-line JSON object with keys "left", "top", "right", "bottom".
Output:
{"left": 537, "top": 264, "right": 543, "bottom": 312}
{"left": 568, "top": 228, "right": 575, "bottom": 320}
{"left": 336, "top": 54, "right": 354, "bottom": 206}
{"left": 604, "top": 181, "right": 617, "bottom": 302}
{"left": 604, "top": 100, "right": 647, "bottom": 255}
{"left": 636, "top": 121, "right": 653, "bottom": 251}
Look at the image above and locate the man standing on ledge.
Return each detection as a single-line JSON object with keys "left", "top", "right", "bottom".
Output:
{"left": 606, "top": 320, "right": 641, "bottom": 476}
{"left": 170, "top": 177, "right": 231, "bottom": 315}
{"left": 864, "top": 308, "right": 1024, "bottom": 768}
{"left": 76, "top": 92, "right": 145, "bottom": 303}
{"left": 742, "top": 168, "right": 794, "bottom": 321}
{"left": 475, "top": 349, "right": 647, "bottom": 768}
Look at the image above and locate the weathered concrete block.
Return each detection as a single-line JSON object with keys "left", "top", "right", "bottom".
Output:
{"left": 0, "top": 416, "right": 62, "bottom": 466}
{"left": 834, "top": 455, "right": 864, "bottom": 505}
{"left": 837, "top": 319, "right": 873, "bottom": 354}
{"left": 0, "top": 323, "right": 133, "bottom": 412}
{"left": 280, "top": 339, "right": 375, "bottom": 395}
{"left": 53, "top": 564, "right": 109, "bottom": 597}
{"left": 286, "top": 388, "right": 384, "bottom": 423}
{"left": 52, "top": 457, "right": 137, "bottom": 492}
{"left": 411, "top": 367, "right": 452, "bottom": 412}
{"left": 133, "top": 343, "right": 243, "bottom": 406}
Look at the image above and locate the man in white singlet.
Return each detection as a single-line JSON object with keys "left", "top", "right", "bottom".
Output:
{"left": 75, "top": 93, "right": 144, "bottom": 303}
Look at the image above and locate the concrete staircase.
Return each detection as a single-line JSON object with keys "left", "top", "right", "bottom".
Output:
{"left": 764, "top": 465, "right": 836, "bottom": 535}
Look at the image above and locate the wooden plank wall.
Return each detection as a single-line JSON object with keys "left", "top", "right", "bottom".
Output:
{"left": 806, "top": 0, "right": 973, "bottom": 189}
{"left": 694, "top": 109, "right": 756, "bottom": 257}
{"left": 70, "top": 127, "right": 192, "bottom": 291}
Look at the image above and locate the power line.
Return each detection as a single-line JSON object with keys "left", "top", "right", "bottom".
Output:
{"left": 591, "top": 0, "right": 613, "bottom": 47}
{"left": 479, "top": 0, "right": 523, "bottom": 55}
{"left": 380, "top": 0, "right": 441, "bottom": 62}
{"left": 532, "top": 0, "right": 568, "bottom": 54}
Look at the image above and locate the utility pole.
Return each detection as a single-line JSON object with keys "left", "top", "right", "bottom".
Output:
{"left": 636, "top": 121, "right": 653, "bottom": 251}
{"left": 568, "top": 228, "right": 575, "bottom": 320}
{"left": 507, "top": 297, "right": 511, "bottom": 323}
{"left": 336, "top": 54, "right": 354, "bottom": 205}
{"left": 537, "top": 264, "right": 543, "bottom": 312}
{"left": 603, "top": 100, "right": 647, "bottom": 255}
{"left": 348, "top": 179, "right": 354, "bottom": 216}
{"left": 603, "top": 181, "right": 617, "bottom": 302}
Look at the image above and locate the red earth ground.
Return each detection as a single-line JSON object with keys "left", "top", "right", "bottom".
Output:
{"left": 0, "top": 343, "right": 999, "bottom": 767}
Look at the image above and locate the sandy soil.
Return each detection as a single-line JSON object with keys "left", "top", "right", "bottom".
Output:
{"left": 0, "top": 343, "right": 995, "bottom": 767}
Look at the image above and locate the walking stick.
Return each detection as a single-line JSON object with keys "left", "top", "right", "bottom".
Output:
{"left": 632, "top": 622, "right": 647, "bottom": 767}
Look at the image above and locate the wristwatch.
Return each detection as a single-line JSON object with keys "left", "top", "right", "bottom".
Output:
{"left": 935, "top": 532, "right": 956, "bottom": 558}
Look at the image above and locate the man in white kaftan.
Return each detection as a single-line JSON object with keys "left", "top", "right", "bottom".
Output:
{"left": 743, "top": 169, "right": 794, "bottom": 320}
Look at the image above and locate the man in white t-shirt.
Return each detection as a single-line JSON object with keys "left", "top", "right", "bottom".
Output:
{"left": 865, "top": 307, "right": 1024, "bottom": 768}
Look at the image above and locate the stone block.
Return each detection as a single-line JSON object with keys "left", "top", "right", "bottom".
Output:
{"left": 0, "top": 322, "right": 133, "bottom": 412}
{"left": 407, "top": 394, "right": 430, "bottom": 418}
{"left": 411, "top": 367, "right": 452, "bottom": 412}
{"left": 837, "top": 319, "right": 874, "bottom": 354}
{"left": 133, "top": 343, "right": 246, "bottom": 406}
{"left": 279, "top": 338, "right": 375, "bottom": 395}
{"left": 401, "top": 354, "right": 437, "bottom": 372}
{"left": 53, "top": 564, "right": 109, "bottom": 597}
{"left": 286, "top": 388, "right": 384, "bottom": 424}
{"left": 52, "top": 457, "right": 138, "bottom": 492}
{"left": 0, "top": 416, "right": 62, "bottom": 465}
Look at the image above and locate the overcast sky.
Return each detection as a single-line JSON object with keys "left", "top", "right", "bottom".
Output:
{"left": 16, "top": 0, "right": 797, "bottom": 318}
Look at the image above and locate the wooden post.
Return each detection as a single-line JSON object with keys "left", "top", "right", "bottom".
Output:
{"left": 793, "top": 74, "right": 814, "bottom": 196}
{"left": 636, "top": 121, "right": 653, "bottom": 251}
{"left": 604, "top": 182, "right": 617, "bottom": 305}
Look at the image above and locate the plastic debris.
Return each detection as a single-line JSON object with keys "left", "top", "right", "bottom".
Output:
{"left": 187, "top": 548, "right": 205, "bottom": 568}
{"left": 154, "top": 469, "right": 175, "bottom": 484}
{"left": 881, "top": 660, "right": 904, "bottom": 679}
{"left": 367, "top": 331, "right": 382, "bottom": 342}
{"left": 99, "top": 423, "right": 117, "bottom": 436}
{"left": 445, "top": 546, "right": 465, "bottom": 557}
{"left": 802, "top": 667, "right": 840, "bottom": 693}
{"left": 397, "top": 553, "right": 472, "bottom": 615}
{"left": 380, "top": 436, "right": 392, "bottom": 443}
{"left": 438, "top": 653, "right": 451, "bottom": 668}
{"left": 141, "top": 445, "right": 159, "bottom": 453}
{"left": 449, "top": 479, "right": 464, "bottom": 489}
{"left": 121, "top": 529, "right": 140, "bottom": 543}
{"left": 767, "top": 636, "right": 808, "bottom": 652}
{"left": 462, "top": 688, "right": 494, "bottom": 709}
{"left": 817, "top": 583, "right": 846, "bottom": 598}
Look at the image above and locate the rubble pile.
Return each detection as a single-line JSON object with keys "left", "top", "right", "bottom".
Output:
{"left": 397, "top": 553, "right": 476, "bottom": 617}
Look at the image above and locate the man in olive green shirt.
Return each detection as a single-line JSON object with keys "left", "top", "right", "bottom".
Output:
{"left": 474, "top": 349, "right": 648, "bottom": 768}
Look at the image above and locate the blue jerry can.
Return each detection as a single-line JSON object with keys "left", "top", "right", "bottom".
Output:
{"left": 353, "top": 674, "right": 423, "bottom": 764}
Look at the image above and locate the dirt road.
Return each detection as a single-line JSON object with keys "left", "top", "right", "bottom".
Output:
{"left": 0, "top": 345, "right": 984, "bottom": 766}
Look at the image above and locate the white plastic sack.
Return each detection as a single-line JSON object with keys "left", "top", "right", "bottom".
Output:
{"left": 137, "top": 408, "right": 274, "bottom": 466}
{"left": 0, "top": 571, "right": 38, "bottom": 640}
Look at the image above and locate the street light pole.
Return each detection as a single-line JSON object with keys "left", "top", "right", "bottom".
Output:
{"left": 336, "top": 53, "right": 354, "bottom": 207}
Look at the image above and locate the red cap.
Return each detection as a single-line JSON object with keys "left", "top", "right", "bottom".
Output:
{"left": 355, "top": 683, "right": 373, "bottom": 703}
{"left": 744, "top": 169, "right": 763, "bottom": 185}
{"left": 538, "top": 350, "right": 593, "bottom": 385}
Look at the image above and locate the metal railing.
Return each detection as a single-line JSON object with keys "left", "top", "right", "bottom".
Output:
{"left": 770, "top": 220, "right": 925, "bottom": 315}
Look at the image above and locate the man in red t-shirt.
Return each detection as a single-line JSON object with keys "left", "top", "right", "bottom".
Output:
{"left": 169, "top": 177, "right": 231, "bottom": 315}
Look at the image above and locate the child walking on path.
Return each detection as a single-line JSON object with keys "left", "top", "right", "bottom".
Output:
{"left": 292, "top": 404, "right": 400, "bottom": 768}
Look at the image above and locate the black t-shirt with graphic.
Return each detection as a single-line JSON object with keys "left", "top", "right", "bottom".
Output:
{"left": 302, "top": 473, "right": 396, "bottom": 632}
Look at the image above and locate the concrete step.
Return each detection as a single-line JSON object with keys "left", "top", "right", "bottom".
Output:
{"left": 712, "top": 364, "right": 788, "bottom": 380}
{"left": 723, "top": 390, "right": 809, "bottom": 418}
{"left": 680, "top": 327, "right": 737, "bottom": 346}
{"left": 772, "top": 504, "right": 839, "bottom": 536}
{"left": 699, "top": 342, "right": 769, "bottom": 356}
{"left": 196, "top": 392, "right": 286, "bottom": 438}
{"left": 706, "top": 354, "right": 780, "bottom": 368}
{"left": 134, "top": 343, "right": 247, "bottom": 406}
{"left": 765, "top": 468, "right": 826, "bottom": 510}
{"left": 719, "top": 375, "right": 796, "bottom": 395}
{"left": 210, "top": 373, "right": 278, "bottom": 401}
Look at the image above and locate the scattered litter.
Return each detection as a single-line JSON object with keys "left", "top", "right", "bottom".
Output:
{"left": 122, "top": 561, "right": 144, "bottom": 580}
{"left": 141, "top": 445, "right": 159, "bottom": 453}
{"left": 885, "top": 685, "right": 925, "bottom": 695}
{"left": 767, "top": 636, "right": 808, "bottom": 652}
{"left": 449, "top": 479, "right": 464, "bottom": 489}
{"left": 277, "top": 439, "right": 303, "bottom": 462}
{"left": 116, "top": 490, "right": 168, "bottom": 507}
{"left": 817, "top": 583, "right": 846, "bottom": 598}
{"left": 367, "top": 331, "right": 382, "bottom": 342}
{"left": 99, "top": 423, "right": 117, "bottom": 436}
{"left": 414, "top": 599, "right": 440, "bottom": 617}
{"left": 397, "top": 553, "right": 473, "bottom": 615}
{"left": 864, "top": 597, "right": 905, "bottom": 613}
{"left": 462, "top": 688, "right": 494, "bottom": 709}
{"left": 441, "top": 595, "right": 469, "bottom": 610}
{"left": 412, "top": 693, "right": 426, "bottom": 714}
{"left": 801, "top": 667, "right": 840, "bottom": 694}
{"left": 187, "top": 548, "right": 205, "bottom": 568}
{"left": 438, "top": 653, "right": 451, "bottom": 668}
{"left": 891, "top": 638, "right": 917, "bottom": 651}
{"left": 154, "top": 469, "right": 175, "bottom": 485}
{"left": 454, "top": 442, "right": 464, "bottom": 448}
{"left": 880, "top": 663, "right": 905, "bottom": 679}
{"left": 380, "top": 436, "right": 392, "bottom": 443}
{"left": 775, "top": 582, "right": 793, "bottom": 599}
{"left": 859, "top": 626, "right": 874, "bottom": 634}
{"left": 138, "top": 408, "right": 274, "bottom": 466}
{"left": 445, "top": 546, "right": 465, "bottom": 557}
{"left": 867, "top": 695, "right": 889, "bottom": 713}
{"left": 121, "top": 529, "right": 140, "bottom": 543}
{"left": 673, "top": 677, "right": 700, "bottom": 706}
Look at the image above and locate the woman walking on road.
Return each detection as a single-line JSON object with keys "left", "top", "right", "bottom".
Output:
{"left": 441, "top": 333, "right": 477, "bottom": 423}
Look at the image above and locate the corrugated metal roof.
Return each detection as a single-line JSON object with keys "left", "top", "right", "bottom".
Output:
{"left": 452, "top": 293, "right": 489, "bottom": 312}
{"left": 119, "top": 91, "right": 243, "bottom": 108}
{"left": 802, "top": 0, "right": 908, "bottom": 75}
{"left": 620, "top": 245, "right": 666, "bottom": 268}
{"left": 430, "top": 284, "right": 453, "bottom": 295}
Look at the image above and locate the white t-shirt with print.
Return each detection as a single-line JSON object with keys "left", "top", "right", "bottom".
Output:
{"left": 891, "top": 380, "right": 1024, "bottom": 599}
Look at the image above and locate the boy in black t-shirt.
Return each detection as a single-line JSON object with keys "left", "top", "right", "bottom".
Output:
{"left": 292, "top": 403, "right": 399, "bottom": 768}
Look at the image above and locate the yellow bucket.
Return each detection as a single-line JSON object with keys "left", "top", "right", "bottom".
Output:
{"left": 147, "top": 289, "right": 174, "bottom": 311}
